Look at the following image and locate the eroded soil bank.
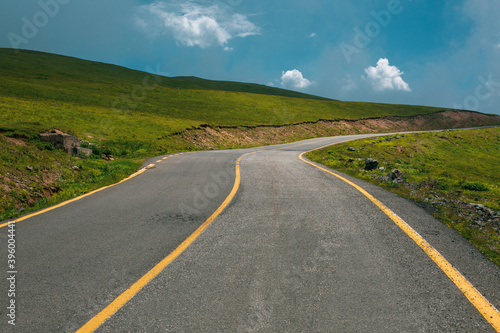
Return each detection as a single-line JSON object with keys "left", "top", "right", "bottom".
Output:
{"left": 172, "top": 110, "right": 500, "bottom": 150}
{"left": 2, "top": 110, "right": 499, "bottom": 221}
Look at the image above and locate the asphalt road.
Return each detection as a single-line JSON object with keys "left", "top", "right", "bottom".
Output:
{"left": 1, "top": 134, "right": 500, "bottom": 332}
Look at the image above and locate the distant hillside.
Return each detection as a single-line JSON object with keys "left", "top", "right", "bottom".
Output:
{"left": 1, "top": 48, "right": 499, "bottom": 222}
{"left": 0, "top": 48, "right": 331, "bottom": 101}
{"left": 164, "top": 76, "right": 334, "bottom": 101}
{"left": 0, "top": 48, "right": 443, "bottom": 140}
{"left": 3, "top": 47, "right": 499, "bottom": 157}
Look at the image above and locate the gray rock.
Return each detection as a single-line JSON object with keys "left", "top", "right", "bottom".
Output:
{"left": 389, "top": 169, "right": 405, "bottom": 182}
{"left": 475, "top": 219, "right": 487, "bottom": 228}
{"left": 76, "top": 147, "right": 93, "bottom": 157}
{"left": 40, "top": 130, "right": 80, "bottom": 154}
{"left": 379, "top": 167, "right": 386, "bottom": 172}
{"left": 39, "top": 130, "right": 93, "bottom": 156}
{"left": 364, "top": 158, "right": 379, "bottom": 170}
{"left": 348, "top": 147, "right": 356, "bottom": 151}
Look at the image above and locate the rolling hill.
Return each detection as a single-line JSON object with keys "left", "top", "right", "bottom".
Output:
{"left": 1, "top": 48, "right": 499, "bottom": 221}
{"left": 0, "top": 48, "right": 445, "bottom": 151}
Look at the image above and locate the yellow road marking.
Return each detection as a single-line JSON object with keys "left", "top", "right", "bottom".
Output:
{"left": 0, "top": 139, "right": 335, "bottom": 230}
{"left": 7, "top": 134, "right": 498, "bottom": 330}
{"left": 76, "top": 138, "right": 333, "bottom": 331}
{"left": 0, "top": 138, "right": 312, "bottom": 230}
{"left": 162, "top": 157, "right": 169, "bottom": 160}
{"left": 0, "top": 167, "right": 150, "bottom": 229}
{"left": 2, "top": 137, "right": 392, "bottom": 329}
{"left": 0, "top": 150, "right": 200, "bottom": 229}
{"left": 299, "top": 149, "right": 500, "bottom": 331}
{"left": 76, "top": 161, "right": 242, "bottom": 332}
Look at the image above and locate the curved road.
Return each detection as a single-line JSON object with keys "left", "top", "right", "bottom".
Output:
{"left": 1, "top": 134, "right": 500, "bottom": 332}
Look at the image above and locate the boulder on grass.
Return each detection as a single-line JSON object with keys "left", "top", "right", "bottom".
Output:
{"left": 39, "top": 130, "right": 92, "bottom": 156}
{"left": 364, "top": 158, "right": 379, "bottom": 170}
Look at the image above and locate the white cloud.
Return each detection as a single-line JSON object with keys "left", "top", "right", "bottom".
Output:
{"left": 281, "top": 69, "right": 312, "bottom": 89}
{"left": 135, "top": 1, "right": 260, "bottom": 49}
{"left": 307, "top": 32, "right": 317, "bottom": 38}
{"left": 363, "top": 58, "right": 411, "bottom": 92}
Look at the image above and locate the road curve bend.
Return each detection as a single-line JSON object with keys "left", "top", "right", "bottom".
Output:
{"left": 1, "top": 134, "right": 500, "bottom": 332}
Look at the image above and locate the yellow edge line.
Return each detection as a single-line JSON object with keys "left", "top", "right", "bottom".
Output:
{"left": 76, "top": 163, "right": 242, "bottom": 332}
{"left": 0, "top": 166, "right": 152, "bottom": 229}
{"left": 0, "top": 138, "right": 357, "bottom": 229}
{"left": 77, "top": 147, "right": 279, "bottom": 332}
{"left": 0, "top": 150, "right": 197, "bottom": 228}
{"left": 299, "top": 148, "right": 500, "bottom": 331}
{"left": 17, "top": 137, "right": 371, "bottom": 330}
{"left": 75, "top": 138, "right": 336, "bottom": 331}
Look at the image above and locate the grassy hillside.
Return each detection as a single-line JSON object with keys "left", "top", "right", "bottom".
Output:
{"left": 155, "top": 76, "right": 334, "bottom": 101}
{"left": 0, "top": 134, "right": 141, "bottom": 220}
{"left": 0, "top": 48, "right": 443, "bottom": 157}
{"left": 0, "top": 48, "right": 492, "bottom": 222}
{"left": 1, "top": 49, "right": 332, "bottom": 101}
{"left": 306, "top": 128, "right": 500, "bottom": 266}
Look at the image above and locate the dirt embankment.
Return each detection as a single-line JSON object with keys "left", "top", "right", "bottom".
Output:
{"left": 173, "top": 110, "right": 500, "bottom": 150}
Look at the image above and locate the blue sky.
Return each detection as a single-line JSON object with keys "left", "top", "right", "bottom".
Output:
{"left": 2, "top": 0, "right": 500, "bottom": 115}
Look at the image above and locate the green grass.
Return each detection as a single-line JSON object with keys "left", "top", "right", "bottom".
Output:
{"left": 0, "top": 48, "right": 443, "bottom": 157}
{"left": 0, "top": 47, "right": 465, "bottom": 222}
{"left": 306, "top": 127, "right": 500, "bottom": 266}
{"left": 0, "top": 133, "right": 141, "bottom": 221}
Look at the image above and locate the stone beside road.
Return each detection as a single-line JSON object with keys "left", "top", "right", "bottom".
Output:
{"left": 39, "top": 130, "right": 92, "bottom": 156}
{"left": 364, "top": 158, "right": 379, "bottom": 170}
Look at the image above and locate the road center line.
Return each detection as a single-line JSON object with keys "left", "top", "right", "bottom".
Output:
{"left": 299, "top": 147, "right": 500, "bottom": 331}
{"left": 76, "top": 160, "right": 242, "bottom": 332}
{"left": 76, "top": 139, "right": 332, "bottom": 332}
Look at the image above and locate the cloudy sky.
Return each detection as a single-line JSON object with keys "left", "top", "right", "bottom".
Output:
{"left": 2, "top": 0, "right": 500, "bottom": 115}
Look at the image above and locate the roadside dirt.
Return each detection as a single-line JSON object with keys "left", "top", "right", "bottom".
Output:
{"left": 173, "top": 110, "right": 500, "bottom": 150}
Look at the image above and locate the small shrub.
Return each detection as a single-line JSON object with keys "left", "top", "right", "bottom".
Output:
{"left": 435, "top": 179, "right": 451, "bottom": 191}
{"left": 459, "top": 181, "right": 489, "bottom": 192}
{"left": 6, "top": 130, "right": 29, "bottom": 139}
{"left": 134, "top": 148, "right": 148, "bottom": 156}
{"left": 35, "top": 141, "right": 55, "bottom": 151}
{"left": 387, "top": 180, "right": 399, "bottom": 188}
